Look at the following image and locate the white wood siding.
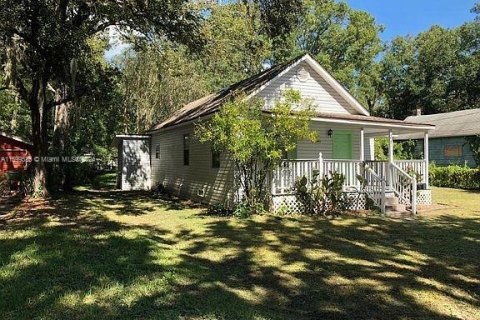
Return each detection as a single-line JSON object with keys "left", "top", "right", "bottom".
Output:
{"left": 121, "top": 138, "right": 151, "bottom": 190}
{"left": 255, "top": 61, "right": 359, "bottom": 115}
{"left": 296, "top": 122, "right": 362, "bottom": 160}
{"left": 150, "top": 123, "right": 235, "bottom": 206}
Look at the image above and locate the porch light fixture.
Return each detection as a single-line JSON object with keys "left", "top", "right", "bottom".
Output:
{"left": 328, "top": 129, "right": 333, "bottom": 138}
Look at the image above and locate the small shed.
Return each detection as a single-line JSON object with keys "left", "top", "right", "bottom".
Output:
{"left": 112, "top": 135, "right": 151, "bottom": 191}
{"left": 0, "top": 132, "right": 33, "bottom": 174}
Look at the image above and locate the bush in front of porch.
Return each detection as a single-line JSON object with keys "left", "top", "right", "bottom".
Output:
{"left": 294, "top": 171, "right": 351, "bottom": 216}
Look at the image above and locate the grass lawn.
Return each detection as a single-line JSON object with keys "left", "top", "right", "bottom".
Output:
{"left": 0, "top": 177, "right": 479, "bottom": 319}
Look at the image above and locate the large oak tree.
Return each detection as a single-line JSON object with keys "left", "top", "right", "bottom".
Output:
{"left": 0, "top": 0, "right": 201, "bottom": 196}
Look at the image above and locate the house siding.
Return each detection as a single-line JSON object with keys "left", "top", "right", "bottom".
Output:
{"left": 296, "top": 122, "right": 362, "bottom": 160}
{"left": 0, "top": 135, "right": 32, "bottom": 174}
{"left": 415, "top": 136, "right": 477, "bottom": 167}
{"left": 150, "top": 123, "right": 235, "bottom": 206}
{"left": 256, "top": 61, "right": 359, "bottom": 115}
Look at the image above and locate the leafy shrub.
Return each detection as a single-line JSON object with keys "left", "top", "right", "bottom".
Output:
{"left": 375, "top": 138, "right": 420, "bottom": 160}
{"left": 1, "top": 169, "right": 34, "bottom": 196}
{"left": 429, "top": 164, "right": 480, "bottom": 190}
{"left": 294, "top": 171, "right": 349, "bottom": 216}
{"left": 233, "top": 200, "right": 264, "bottom": 218}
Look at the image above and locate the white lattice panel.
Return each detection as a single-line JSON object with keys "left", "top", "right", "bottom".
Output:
{"left": 417, "top": 189, "right": 432, "bottom": 205}
{"left": 272, "top": 195, "right": 302, "bottom": 215}
{"left": 272, "top": 192, "right": 368, "bottom": 214}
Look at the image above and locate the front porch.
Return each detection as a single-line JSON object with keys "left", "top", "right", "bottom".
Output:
{"left": 271, "top": 128, "right": 433, "bottom": 215}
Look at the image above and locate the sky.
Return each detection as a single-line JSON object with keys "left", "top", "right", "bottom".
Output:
{"left": 346, "top": 0, "right": 477, "bottom": 41}
{"left": 105, "top": 0, "right": 478, "bottom": 59}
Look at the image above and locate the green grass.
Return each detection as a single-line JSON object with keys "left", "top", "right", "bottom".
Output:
{"left": 0, "top": 181, "right": 479, "bottom": 319}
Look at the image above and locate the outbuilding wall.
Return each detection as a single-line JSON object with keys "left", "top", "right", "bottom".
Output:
{"left": 0, "top": 135, "right": 32, "bottom": 174}
{"left": 118, "top": 137, "right": 151, "bottom": 190}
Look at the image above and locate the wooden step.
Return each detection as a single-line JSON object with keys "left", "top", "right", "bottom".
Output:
{"left": 385, "top": 196, "right": 399, "bottom": 206}
{"left": 386, "top": 203, "right": 406, "bottom": 212}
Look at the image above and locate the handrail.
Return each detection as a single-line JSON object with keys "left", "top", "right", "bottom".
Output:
{"left": 363, "top": 164, "right": 386, "bottom": 213}
{"left": 391, "top": 162, "right": 411, "bottom": 178}
{"left": 390, "top": 162, "right": 417, "bottom": 214}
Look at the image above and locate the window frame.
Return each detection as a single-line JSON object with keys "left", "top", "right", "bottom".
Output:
{"left": 183, "top": 134, "right": 190, "bottom": 166}
{"left": 444, "top": 144, "right": 462, "bottom": 157}
{"left": 155, "top": 144, "right": 160, "bottom": 159}
{"left": 212, "top": 149, "right": 221, "bottom": 169}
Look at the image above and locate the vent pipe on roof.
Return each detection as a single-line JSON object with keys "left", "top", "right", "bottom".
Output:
{"left": 415, "top": 107, "right": 422, "bottom": 116}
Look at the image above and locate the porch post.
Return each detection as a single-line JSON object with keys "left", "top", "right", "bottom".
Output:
{"left": 387, "top": 129, "right": 394, "bottom": 187}
{"left": 360, "top": 128, "right": 365, "bottom": 161}
{"left": 424, "top": 131, "right": 429, "bottom": 189}
{"left": 388, "top": 129, "right": 394, "bottom": 163}
{"left": 318, "top": 152, "right": 324, "bottom": 179}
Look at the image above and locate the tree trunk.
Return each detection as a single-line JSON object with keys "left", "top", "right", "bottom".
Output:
{"left": 53, "top": 89, "right": 73, "bottom": 191}
{"left": 30, "top": 82, "right": 50, "bottom": 198}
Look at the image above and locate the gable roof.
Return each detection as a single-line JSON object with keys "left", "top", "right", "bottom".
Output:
{"left": 147, "top": 53, "right": 370, "bottom": 132}
{"left": 395, "top": 108, "right": 480, "bottom": 140}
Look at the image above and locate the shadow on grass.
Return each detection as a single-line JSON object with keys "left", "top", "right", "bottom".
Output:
{"left": 0, "top": 188, "right": 479, "bottom": 319}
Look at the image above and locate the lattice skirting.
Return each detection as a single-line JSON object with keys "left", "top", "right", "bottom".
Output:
{"left": 417, "top": 189, "right": 432, "bottom": 205}
{"left": 271, "top": 192, "right": 368, "bottom": 215}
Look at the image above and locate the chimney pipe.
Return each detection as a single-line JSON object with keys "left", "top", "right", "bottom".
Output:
{"left": 415, "top": 107, "right": 422, "bottom": 116}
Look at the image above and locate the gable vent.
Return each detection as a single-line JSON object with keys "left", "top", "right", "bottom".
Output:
{"left": 297, "top": 67, "right": 311, "bottom": 82}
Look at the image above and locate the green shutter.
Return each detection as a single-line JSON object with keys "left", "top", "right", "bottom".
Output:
{"left": 332, "top": 131, "right": 353, "bottom": 159}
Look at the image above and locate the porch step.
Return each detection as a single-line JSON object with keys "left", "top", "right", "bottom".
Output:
{"left": 385, "top": 196, "right": 399, "bottom": 206}
{"left": 385, "top": 195, "right": 407, "bottom": 213}
{"left": 386, "top": 203, "right": 407, "bottom": 212}
{"left": 385, "top": 210, "right": 414, "bottom": 218}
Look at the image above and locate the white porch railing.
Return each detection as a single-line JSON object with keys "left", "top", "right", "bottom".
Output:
{"left": 271, "top": 153, "right": 424, "bottom": 214}
{"left": 271, "top": 159, "right": 320, "bottom": 194}
{"left": 394, "top": 160, "right": 427, "bottom": 184}
{"left": 365, "top": 160, "right": 427, "bottom": 185}
{"left": 363, "top": 163, "right": 386, "bottom": 213}
{"left": 390, "top": 163, "right": 417, "bottom": 214}
{"left": 321, "top": 159, "right": 363, "bottom": 188}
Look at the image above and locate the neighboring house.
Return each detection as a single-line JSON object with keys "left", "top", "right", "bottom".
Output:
{"left": 0, "top": 132, "right": 32, "bottom": 174}
{"left": 115, "top": 54, "right": 435, "bottom": 214}
{"left": 395, "top": 109, "right": 480, "bottom": 168}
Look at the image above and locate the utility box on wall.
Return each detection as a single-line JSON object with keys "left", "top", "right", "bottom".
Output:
{"left": 112, "top": 135, "right": 151, "bottom": 191}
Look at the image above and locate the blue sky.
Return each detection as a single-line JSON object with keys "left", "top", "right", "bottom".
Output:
{"left": 106, "top": 1, "right": 478, "bottom": 58}
{"left": 346, "top": 0, "right": 477, "bottom": 41}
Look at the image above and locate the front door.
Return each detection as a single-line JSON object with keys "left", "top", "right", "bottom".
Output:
{"left": 332, "top": 131, "right": 353, "bottom": 159}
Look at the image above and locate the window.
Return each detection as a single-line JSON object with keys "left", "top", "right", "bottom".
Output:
{"left": 155, "top": 144, "right": 160, "bottom": 159}
{"left": 183, "top": 134, "right": 190, "bottom": 165}
{"left": 444, "top": 145, "right": 462, "bottom": 157}
{"left": 212, "top": 149, "right": 221, "bottom": 168}
{"left": 282, "top": 148, "right": 297, "bottom": 160}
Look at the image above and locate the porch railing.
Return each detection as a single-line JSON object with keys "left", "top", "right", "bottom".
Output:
{"left": 394, "top": 160, "right": 427, "bottom": 184}
{"left": 271, "top": 159, "right": 320, "bottom": 194}
{"left": 390, "top": 163, "right": 417, "bottom": 214}
{"left": 365, "top": 160, "right": 427, "bottom": 185}
{"left": 363, "top": 163, "right": 386, "bottom": 212}
{"left": 321, "top": 159, "right": 363, "bottom": 188}
{"left": 271, "top": 158, "right": 364, "bottom": 194}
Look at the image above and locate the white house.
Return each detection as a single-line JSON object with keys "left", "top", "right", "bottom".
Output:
{"left": 115, "top": 54, "right": 435, "bottom": 214}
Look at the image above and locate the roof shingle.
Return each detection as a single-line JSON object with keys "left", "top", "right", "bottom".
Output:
{"left": 396, "top": 109, "right": 480, "bottom": 140}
